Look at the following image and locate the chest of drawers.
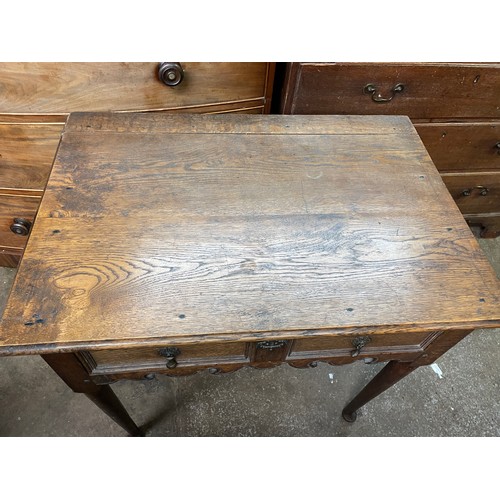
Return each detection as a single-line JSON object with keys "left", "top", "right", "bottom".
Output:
{"left": 0, "top": 62, "right": 275, "bottom": 267}
{"left": 280, "top": 62, "right": 500, "bottom": 237}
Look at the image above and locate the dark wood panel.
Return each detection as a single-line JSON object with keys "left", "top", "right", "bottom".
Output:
{"left": 442, "top": 172, "right": 500, "bottom": 214}
{"left": 282, "top": 63, "right": 500, "bottom": 119}
{"left": 0, "top": 124, "right": 63, "bottom": 193}
{"left": 415, "top": 122, "right": 500, "bottom": 172}
{"left": 465, "top": 213, "right": 500, "bottom": 238}
{"left": 0, "top": 63, "right": 272, "bottom": 113}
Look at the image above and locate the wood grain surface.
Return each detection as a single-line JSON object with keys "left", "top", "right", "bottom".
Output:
{"left": 282, "top": 63, "right": 500, "bottom": 119}
{"left": 0, "top": 123, "right": 63, "bottom": 193}
{"left": 0, "top": 63, "right": 272, "bottom": 113}
{"left": 1, "top": 113, "right": 499, "bottom": 354}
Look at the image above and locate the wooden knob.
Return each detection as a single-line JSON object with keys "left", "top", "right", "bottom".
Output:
{"left": 158, "top": 62, "right": 184, "bottom": 86}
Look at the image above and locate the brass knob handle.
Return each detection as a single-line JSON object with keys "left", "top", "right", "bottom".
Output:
{"left": 462, "top": 186, "right": 489, "bottom": 197}
{"left": 363, "top": 83, "right": 405, "bottom": 103}
{"left": 351, "top": 336, "right": 372, "bottom": 357}
{"left": 158, "top": 347, "right": 181, "bottom": 368}
{"left": 10, "top": 218, "right": 32, "bottom": 236}
{"left": 158, "top": 62, "right": 184, "bottom": 86}
{"left": 495, "top": 142, "right": 500, "bottom": 154}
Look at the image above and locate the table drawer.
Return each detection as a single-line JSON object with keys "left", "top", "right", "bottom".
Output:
{"left": 0, "top": 63, "right": 271, "bottom": 113}
{"left": 0, "top": 195, "right": 39, "bottom": 249}
{"left": 415, "top": 123, "right": 500, "bottom": 173}
{"left": 283, "top": 63, "right": 500, "bottom": 119}
{"left": 441, "top": 173, "right": 500, "bottom": 214}
{"left": 287, "top": 331, "right": 437, "bottom": 360}
{"left": 90, "top": 342, "right": 249, "bottom": 373}
{"left": 0, "top": 123, "right": 63, "bottom": 194}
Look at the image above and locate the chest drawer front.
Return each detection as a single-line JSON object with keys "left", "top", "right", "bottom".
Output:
{"left": 0, "top": 123, "right": 63, "bottom": 194}
{"left": 465, "top": 213, "right": 500, "bottom": 238}
{"left": 415, "top": 123, "right": 500, "bottom": 173}
{"left": 91, "top": 342, "right": 249, "bottom": 372}
{"left": 0, "top": 63, "right": 270, "bottom": 113}
{"left": 442, "top": 173, "right": 500, "bottom": 214}
{"left": 285, "top": 63, "right": 500, "bottom": 119}
{"left": 0, "top": 195, "right": 40, "bottom": 249}
{"left": 287, "top": 331, "right": 436, "bottom": 359}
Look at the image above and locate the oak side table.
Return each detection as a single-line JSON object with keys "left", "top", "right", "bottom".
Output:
{"left": 1, "top": 113, "right": 499, "bottom": 436}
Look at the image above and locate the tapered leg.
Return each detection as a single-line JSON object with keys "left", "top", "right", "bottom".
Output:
{"left": 42, "top": 353, "right": 143, "bottom": 436}
{"left": 85, "top": 385, "right": 143, "bottom": 436}
{"left": 341, "top": 361, "right": 418, "bottom": 422}
{"left": 342, "top": 329, "right": 474, "bottom": 422}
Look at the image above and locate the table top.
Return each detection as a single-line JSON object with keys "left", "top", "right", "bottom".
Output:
{"left": 1, "top": 113, "right": 499, "bottom": 355}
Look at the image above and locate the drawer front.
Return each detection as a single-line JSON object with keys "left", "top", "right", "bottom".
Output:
{"left": 415, "top": 123, "right": 500, "bottom": 173}
{"left": 441, "top": 173, "right": 500, "bottom": 214}
{"left": 0, "top": 249, "right": 21, "bottom": 267}
{"left": 284, "top": 63, "right": 500, "bottom": 119}
{"left": 0, "top": 63, "right": 271, "bottom": 113}
{"left": 0, "top": 123, "right": 63, "bottom": 194}
{"left": 90, "top": 342, "right": 249, "bottom": 372}
{"left": 287, "top": 331, "right": 436, "bottom": 360}
{"left": 465, "top": 214, "right": 500, "bottom": 238}
{"left": 0, "top": 195, "right": 40, "bottom": 249}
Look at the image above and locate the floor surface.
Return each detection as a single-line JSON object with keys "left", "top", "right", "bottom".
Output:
{"left": 0, "top": 239, "right": 498, "bottom": 437}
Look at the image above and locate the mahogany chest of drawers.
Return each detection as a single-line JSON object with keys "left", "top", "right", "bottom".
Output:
{"left": 280, "top": 62, "right": 500, "bottom": 237}
{"left": 0, "top": 62, "right": 275, "bottom": 267}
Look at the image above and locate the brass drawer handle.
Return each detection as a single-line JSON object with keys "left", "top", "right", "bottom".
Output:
{"left": 462, "top": 185, "right": 489, "bottom": 197}
{"left": 158, "top": 62, "right": 184, "bottom": 86}
{"left": 10, "top": 218, "right": 32, "bottom": 236}
{"left": 363, "top": 83, "right": 405, "bottom": 103}
{"left": 495, "top": 142, "right": 500, "bottom": 155}
{"left": 351, "top": 336, "right": 372, "bottom": 357}
{"left": 256, "top": 340, "right": 287, "bottom": 350}
{"left": 158, "top": 347, "right": 181, "bottom": 368}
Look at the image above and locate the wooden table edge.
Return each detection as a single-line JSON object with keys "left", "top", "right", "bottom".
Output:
{"left": 1, "top": 319, "right": 499, "bottom": 356}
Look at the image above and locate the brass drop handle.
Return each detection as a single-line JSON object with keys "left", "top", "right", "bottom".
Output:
{"left": 10, "top": 218, "right": 32, "bottom": 236}
{"left": 363, "top": 83, "right": 405, "bottom": 103}
{"left": 351, "top": 336, "right": 372, "bottom": 357}
{"left": 462, "top": 186, "right": 489, "bottom": 197}
{"left": 256, "top": 340, "right": 287, "bottom": 350}
{"left": 158, "top": 347, "right": 181, "bottom": 368}
{"left": 158, "top": 62, "right": 184, "bottom": 86}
